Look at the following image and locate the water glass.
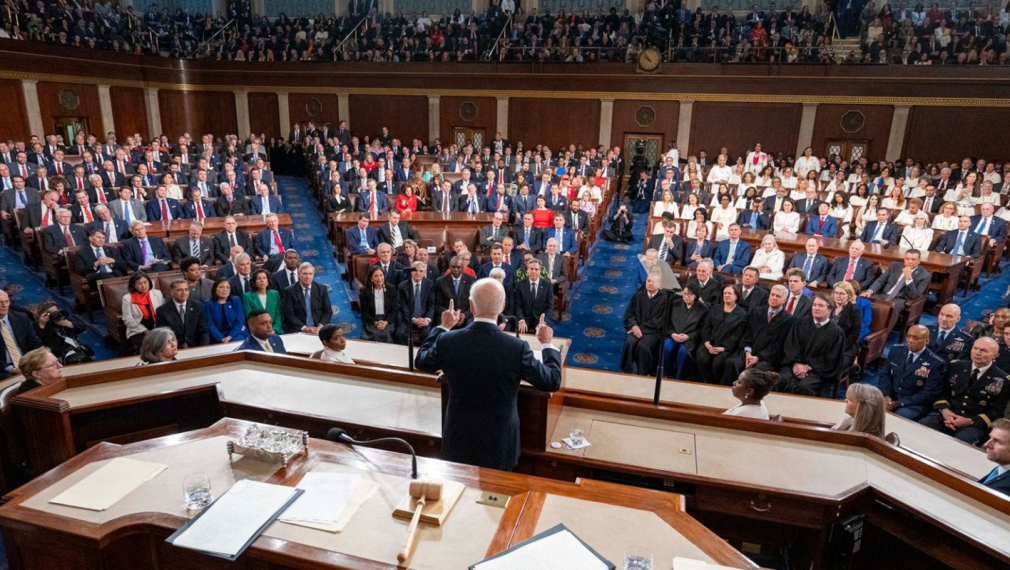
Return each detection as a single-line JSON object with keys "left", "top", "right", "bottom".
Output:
{"left": 183, "top": 472, "right": 213, "bottom": 510}
{"left": 569, "top": 426, "right": 585, "bottom": 447}
{"left": 623, "top": 545, "right": 653, "bottom": 570}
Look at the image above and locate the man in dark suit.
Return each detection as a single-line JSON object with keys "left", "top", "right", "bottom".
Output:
{"left": 236, "top": 310, "right": 287, "bottom": 353}
{"left": 649, "top": 220, "right": 683, "bottom": 267}
{"left": 879, "top": 325, "right": 947, "bottom": 421}
{"left": 713, "top": 224, "right": 751, "bottom": 274}
{"left": 860, "top": 208, "right": 900, "bottom": 247}
{"left": 214, "top": 182, "right": 249, "bottom": 217}
{"left": 396, "top": 261, "right": 435, "bottom": 344}
{"left": 736, "top": 199, "right": 769, "bottom": 230}
{"left": 936, "top": 216, "right": 982, "bottom": 258}
{"left": 346, "top": 214, "right": 378, "bottom": 256}
{"left": 479, "top": 212, "right": 511, "bottom": 251}
{"left": 970, "top": 203, "right": 1007, "bottom": 247}
{"left": 794, "top": 187, "right": 822, "bottom": 214}
{"left": 919, "top": 337, "right": 1010, "bottom": 444}
{"left": 510, "top": 185, "right": 535, "bottom": 224}
{"left": 355, "top": 180, "right": 388, "bottom": 215}
{"left": 862, "top": 250, "right": 931, "bottom": 322}
{"left": 376, "top": 209, "right": 418, "bottom": 250}
{"left": 434, "top": 258, "right": 476, "bottom": 328}
{"left": 250, "top": 185, "right": 283, "bottom": 216}
{"left": 155, "top": 279, "right": 211, "bottom": 348}
{"left": 171, "top": 222, "right": 215, "bottom": 266}
{"left": 722, "top": 284, "right": 794, "bottom": 384}
{"left": 783, "top": 269, "right": 813, "bottom": 319}
{"left": 787, "top": 238, "right": 831, "bottom": 288}
{"left": 737, "top": 267, "right": 769, "bottom": 311}
{"left": 41, "top": 208, "right": 87, "bottom": 260}
{"left": 146, "top": 186, "right": 183, "bottom": 222}
{"left": 688, "top": 260, "right": 724, "bottom": 306}
{"left": 430, "top": 180, "right": 458, "bottom": 214}
{"left": 415, "top": 276, "right": 562, "bottom": 471}
{"left": 0, "top": 290, "right": 42, "bottom": 379}
{"left": 543, "top": 213, "right": 578, "bottom": 258}
{"left": 620, "top": 274, "right": 669, "bottom": 375}
{"left": 514, "top": 258, "right": 554, "bottom": 333}
{"left": 980, "top": 419, "right": 1010, "bottom": 497}
{"left": 121, "top": 221, "right": 172, "bottom": 272}
{"left": 565, "top": 200, "right": 589, "bottom": 232}
{"left": 478, "top": 244, "right": 515, "bottom": 290}
{"left": 538, "top": 239, "right": 570, "bottom": 294}
{"left": 928, "top": 303, "right": 973, "bottom": 363}
{"left": 777, "top": 293, "right": 847, "bottom": 397}
{"left": 254, "top": 214, "right": 295, "bottom": 264}
{"left": 212, "top": 216, "right": 253, "bottom": 264}
{"left": 457, "top": 185, "right": 485, "bottom": 214}
{"left": 372, "top": 244, "right": 406, "bottom": 290}
{"left": 805, "top": 203, "right": 838, "bottom": 237}
{"left": 280, "top": 263, "right": 332, "bottom": 334}
{"left": 514, "top": 213, "right": 544, "bottom": 254}
{"left": 629, "top": 173, "right": 653, "bottom": 214}
{"left": 270, "top": 250, "right": 302, "bottom": 291}
{"left": 181, "top": 188, "right": 216, "bottom": 220}
{"left": 827, "top": 240, "right": 876, "bottom": 290}
{"left": 87, "top": 205, "right": 130, "bottom": 244}
{"left": 69, "top": 188, "right": 97, "bottom": 224}
{"left": 74, "top": 227, "right": 128, "bottom": 288}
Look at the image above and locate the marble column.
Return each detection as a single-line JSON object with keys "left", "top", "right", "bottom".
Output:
{"left": 676, "top": 100, "right": 694, "bottom": 154}
{"left": 97, "top": 84, "right": 116, "bottom": 136}
{"left": 795, "top": 103, "right": 819, "bottom": 157}
{"left": 20, "top": 80, "right": 44, "bottom": 137}
{"left": 599, "top": 99, "right": 614, "bottom": 148}
{"left": 143, "top": 87, "right": 163, "bottom": 137}
{"left": 277, "top": 92, "right": 290, "bottom": 136}
{"left": 496, "top": 97, "right": 509, "bottom": 139}
{"left": 234, "top": 91, "right": 251, "bottom": 137}
{"left": 428, "top": 95, "right": 440, "bottom": 145}
{"left": 886, "top": 105, "right": 912, "bottom": 162}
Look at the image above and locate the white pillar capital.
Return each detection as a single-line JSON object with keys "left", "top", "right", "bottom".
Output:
{"left": 796, "top": 103, "right": 819, "bottom": 158}
{"left": 143, "top": 87, "right": 162, "bottom": 137}
{"left": 599, "top": 99, "right": 615, "bottom": 149}
{"left": 496, "top": 97, "right": 509, "bottom": 139}
{"left": 886, "top": 105, "right": 912, "bottom": 163}
{"left": 677, "top": 100, "right": 695, "bottom": 155}
{"left": 20, "top": 80, "right": 43, "bottom": 137}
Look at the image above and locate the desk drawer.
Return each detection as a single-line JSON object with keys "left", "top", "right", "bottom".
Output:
{"left": 696, "top": 485, "right": 829, "bottom": 529}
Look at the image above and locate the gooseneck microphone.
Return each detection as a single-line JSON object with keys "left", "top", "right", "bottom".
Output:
{"left": 327, "top": 427, "right": 419, "bottom": 479}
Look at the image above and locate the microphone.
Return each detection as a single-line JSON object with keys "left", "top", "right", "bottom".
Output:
{"left": 327, "top": 427, "right": 419, "bottom": 479}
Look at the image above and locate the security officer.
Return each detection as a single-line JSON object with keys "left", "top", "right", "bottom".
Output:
{"left": 919, "top": 337, "right": 1010, "bottom": 444}
{"left": 879, "top": 325, "right": 947, "bottom": 421}
{"left": 927, "top": 303, "right": 973, "bottom": 363}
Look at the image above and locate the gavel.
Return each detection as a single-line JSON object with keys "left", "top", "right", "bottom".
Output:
{"left": 397, "top": 480, "right": 443, "bottom": 564}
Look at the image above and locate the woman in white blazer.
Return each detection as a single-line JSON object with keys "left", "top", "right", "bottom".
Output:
{"left": 121, "top": 271, "right": 165, "bottom": 351}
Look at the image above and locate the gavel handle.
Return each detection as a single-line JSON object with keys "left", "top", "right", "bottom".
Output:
{"left": 397, "top": 497, "right": 426, "bottom": 563}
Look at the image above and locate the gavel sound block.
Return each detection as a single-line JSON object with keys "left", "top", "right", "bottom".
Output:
{"left": 393, "top": 479, "right": 465, "bottom": 564}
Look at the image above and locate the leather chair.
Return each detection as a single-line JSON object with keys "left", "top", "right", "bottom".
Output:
{"left": 0, "top": 380, "right": 26, "bottom": 493}
{"left": 859, "top": 298, "right": 895, "bottom": 368}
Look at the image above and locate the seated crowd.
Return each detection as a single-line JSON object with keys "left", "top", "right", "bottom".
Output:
{"left": 618, "top": 141, "right": 1010, "bottom": 451}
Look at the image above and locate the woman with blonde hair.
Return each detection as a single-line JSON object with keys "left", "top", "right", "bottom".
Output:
{"left": 901, "top": 211, "right": 935, "bottom": 250}
{"left": 931, "top": 201, "right": 960, "bottom": 230}
{"left": 751, "top": 234, "right": 784, "bottom": 279}
{"left": 833, "top": 383, "right": 886, "bottom": 439}
{"left": 653, "top": 189, "right": 679, "bottom": 217}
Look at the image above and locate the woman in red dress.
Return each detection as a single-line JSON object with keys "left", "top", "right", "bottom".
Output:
{"left": 532, "top": 195, "right": 553, "bottom": 228}
{"left": 395, "top": 185, "right": 418, "bottom": 213}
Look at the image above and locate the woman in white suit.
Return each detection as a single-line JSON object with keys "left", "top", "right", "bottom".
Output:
{"left": 900, "top": 212, "right": 935, "bottom": 251}
{"left": 750, "top": 234, "right": 785, "bottom": 280}
{"left": 121, "top": 271, "right": 165, "bottom": 351}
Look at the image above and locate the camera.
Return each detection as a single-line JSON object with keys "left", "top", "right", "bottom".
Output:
{"left": 51, "top": 310, "right": 70, "bottom": 324}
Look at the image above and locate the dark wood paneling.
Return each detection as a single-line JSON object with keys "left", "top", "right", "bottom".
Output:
{"left": 158, "top": 90, "right": 237, "bottom": 139}
{"left": 248, "top": 92, "right": 279, "bottom": 139}
{"left": 348, "top": 94, "right": 428, "bottom": 144}
{"left": 689, "top": 103, "right": 802, "bottom": 159}
{"left": 36, "top": 82, "right": 103, "bottom": 135}
{"left": 109, "top": 87, "right": 148, "bottom": 139}
{"left": 610, "top": 100, "right": 680, "bottom": 150}
{"left": 810, "top": 104, "right": 893, "bottom": 163}
{"left": 287, "top": 93, "right": 339, "bottom": 132}
{"left": 508, "top": 98, "right": 600, "bottom": 151}
{"left": 0, "top": 78, "right": 28, "bottom": 140}
{"left": 903, "top": 106, "right": 1010, "bottom": 164}
{"left": 439, "top": 96, "right": 497, "bottom": 147}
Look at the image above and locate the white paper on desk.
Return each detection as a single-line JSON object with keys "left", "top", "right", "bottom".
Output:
{"left": 280, "top": 473, "right": 360, "bottom": 524}
{"left": 280, "top": 479, "right": 377, "bottom": 533}
{"left": 563, "top": 437, "right": 592, "bottom": 450}
{"left": 49, "top": 457, "right": 166, "bottom": 511}
{"left": 473, "top": 529, "right": 608, "bottom": 570}
{"left": 674, "top": 558, "right": 744, "bottom": 570}
{"left": 171, "top": 480, "right": 299, "bottom": 557}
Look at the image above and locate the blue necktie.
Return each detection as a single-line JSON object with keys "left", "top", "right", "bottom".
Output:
{"left": 16, "top": 190, "right": 25, "bottom": 208}
{"left": 872, "top": 223, "right": 884, "bottom": 242}
{"left": 304, "top": 288, "right": 314, "bottom": 327}
{"left": 953, "top": 231, "right": 965, "bottom": 255}
{"left": 983, "top": 468, "right": 1001, "bottom": 484}
{"left": 414, "top": 283, "right": 422, "bottom": 317}
{"left": 453, "top": 279, "right": 459, "bottom": 294}
{"left": 978, "top": 218, "right": 989, "bottom": 236}
{"left": 803, "top": 255, "right": 813, "bottom": 278}
{"left": 360, "top": 230, "right": 368, "bottom": 249}
{"left": 124, "top": 202, "right": 131, "bottom": 223}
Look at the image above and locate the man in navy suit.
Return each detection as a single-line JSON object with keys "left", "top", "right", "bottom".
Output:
{"left": 928, "top": 303, "right": 973, "bottom": 363}
{"left": 0, "top": 290, "right": 42, "bottom": 379}
{"left": 415, "top": 277, "right": 562, "bottom": 471}
{"left": 146, "top": 185, "right": 183, "bottom": 222}
{"left": 254, "top": 214, "right": 295, "bottom": 263}
{"left": 74, "top": 227, "right": 128, "bottom": 288}
{"left": 87, "top": 205, "right": 130, "bottom": 243}
{"left": 514, "top": 259, "right": 554, "bottom": 332}
{"left": 981, "top": 419, "right": 1010, "bottom": 497}
{"left": 122, "top": 221, "right": 172, "bottom": 272}
{"left": 514, "top": 213, "right": 544, "bottom": 254}
{"left": 805, "top": 203, "right": 838, "bottom": 237}
{"left": 182, "top": 187, "right": 217, "bottom": 220}
{"left": 356, "top": 180, "right": 388, "bottom": 215}
{"left": 346, "top": 214, "right": 378, "bottom": 256}
{"left": 236, "top": 310, "right": 287, "bottom": 353}
{"left": 936, "top": 215, "right": 982, "bottom": 257}
{"left": 280, "top": 263, "right": 332, "bottom": 334}
{"left": 787, "top": 238, "right": 831, "bottom": 288}
{"left": 478, "top": 244, "right": 515, "bottom": 290}
{"left": 457, "top": 184, "right": 485, "bottom": 214}
{"left": 543, "top": 213, "right": 577, "bottom": 257}
{"left": 430, "top": 180, "right": 458, "bottom": 214}
{"left": 155, "top": 279, "right": 210, "bottom": 348}
{"left": 396, "top": 261, "right": 435, "bottom": 344}
{"left": 879, "top": 325, "right": 947, "bottom": 420}
{"left": 713, "top": 224, "right": 751, "bottom": 274}
{"left": 736, "top": 199, "right": 769, "bottom": 230}
{"left": 827, "top": 240, "right": 876, "bottom": 289}
{"left": 970, "top": 202, "right": 1007, "bottom": 247}
{"left": 511, "top": 184, "right": 535, "bottom": 224}
{"left": 250, "top": 184, "right": 283, "bottom": 215}
{"left": 860, "top": 208, "right": 899, "bottom": 247}
{"left": 271, "top": 250, "right": 303, "bottom": 291}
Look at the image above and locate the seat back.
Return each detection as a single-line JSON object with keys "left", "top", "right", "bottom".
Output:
{"left": 445, "top": 227, "right": 479, "bottom": 254}
{"left": 415, "top": 227, "right": 448, "bottom": 252}
{"left": 0, "top": 380, "right": 26, "bottom": 490}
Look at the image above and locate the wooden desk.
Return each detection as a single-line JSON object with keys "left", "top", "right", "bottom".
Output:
{"left": 146, "top": 214, "right": 294, "bottom": 238}
{"left": 329, "top": 211, "right": 494, "bottom": 252}
{"left": 0, "top": 418, "right": 756, "bottom": 570}
{"left": 736, "top": 228, "right": 968, "bottom": 308}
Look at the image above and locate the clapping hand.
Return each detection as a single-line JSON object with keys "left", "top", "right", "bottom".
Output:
{"left": 440, "top": 299, "right": 462, "bottom": 329}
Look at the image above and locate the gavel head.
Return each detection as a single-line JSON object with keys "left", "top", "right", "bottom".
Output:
{"left": 408, "top": 480, "right": 443, "bottom": 501}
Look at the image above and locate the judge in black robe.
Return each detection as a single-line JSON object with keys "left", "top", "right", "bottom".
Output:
{"left": 694, "top": 284, "right": 748, "bottom": 385}
{"left": 721, "top": 285, "right": 795, "bottom": 385}
{"left": 661, "top": 283, "right": 709, "bottom": 380}
{"left": 620, "top": 278, "right": 669, "bottom": 375}
{"left": 776, "top": 295, "right": 847, "bottom": 397}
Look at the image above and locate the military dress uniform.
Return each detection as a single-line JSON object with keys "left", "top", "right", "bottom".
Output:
{"left": 918, "top": 360, "right": 1010, "bottom": 444}
{"left": 926, "top": 324, "right": 973, "bottom": 363}
{"left": 878, "top": 346, "right": 947, "bottom": 420}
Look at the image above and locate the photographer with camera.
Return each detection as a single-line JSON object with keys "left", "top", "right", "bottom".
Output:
{"left": 603, "top": 198, "right": 636, "bottom": 243}
{"left": 32, "top": 301, "right": 94, "bottom": 366}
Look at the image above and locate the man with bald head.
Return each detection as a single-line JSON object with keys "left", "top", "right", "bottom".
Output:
{"left": 415, "top": 278, "right": 562, "bottom": 471}
{"left": 919, "top": 337, "right": 1010, "bottom": 444}
{"left": 879, "top": 325, "right": 947, "bottom": 420}
{"left": 928, "top": 303, "right": 973, "bottom": 362}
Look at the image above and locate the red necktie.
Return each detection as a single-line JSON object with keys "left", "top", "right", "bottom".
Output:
{"left": 818, "top": 217, "right": 824, "bottom": 232}
{"left": 56, "top": 163, "right": 62, "bottom": 175}
{"left": 844, "top": 258, "right": 856, "bottom": 280}
{"left": 273, "top": 230, "right": 285, "bottom": 254}
{"left": 97, "top": 190, "right": 106, "bottom": 204}
{"left": 786, "top": 296, "right": 796, "bottom": 314}
{"left": 768, "top": 310, "right": 774, "bottom": 323}
{"left": 161, "top": 199, "right": 169, "bottom": 221}
{"left": 370, "top": 192, "right": 377, "bottom": 216}
{"left": 197, "top": 201, "right": 205, "bottom": 219}
{"left": 498, "top": 195, "right": 503, "bottom": 209}
{"left": 118, "top": 162, "right": 125, "bottom": 175}
{"left": 42, "top": 208, "right": 50, "bottom": 227}
{"left": 63, "top": 226, "right": 74, "bottom": 247}
{"left": 84, "top": 208, "right": 93, "bottom": 223}
{"left": 20, "top": 165, "right": 26, "bottom": 177}
{"left": 77, "top": 177, "right": 83, "bottom": 190}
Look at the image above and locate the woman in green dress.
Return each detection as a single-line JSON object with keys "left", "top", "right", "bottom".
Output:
{"left": 243, "top": 268, "right": 284, "bottom": 334}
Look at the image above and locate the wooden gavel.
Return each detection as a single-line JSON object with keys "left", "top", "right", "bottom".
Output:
{"left": 397, "top": 480, "right": 443, "bottom": 564}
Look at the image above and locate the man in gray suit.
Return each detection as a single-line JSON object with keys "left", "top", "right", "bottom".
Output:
{"left": 479, "top": 211, "right": 510, "bottom": 250}
{"left": 171, "top": 221, "right": 215, "bottom": 266}
{"left": 861, "top": 249, "right": 931, "bottom": 327}
{"left": 108, "top": 187, "right": 148, "bottom": 224}
{"left": 537, "top": 238, "right": 570, "bottom": 293}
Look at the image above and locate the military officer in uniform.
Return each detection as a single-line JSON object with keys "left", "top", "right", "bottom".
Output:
{"left": 879, "top": 325, "right": 947, "bottom": 420}
{"left": 927, "top": 303, "right": 973, "bottom": 363}
{"left": 919, "top": 337, "right": 1010, "bottom": 444}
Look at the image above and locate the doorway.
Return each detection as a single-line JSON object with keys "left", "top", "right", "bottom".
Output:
{"left": 452, "top": 127, "right": 485, "bottom": 151}
{"left": 623, "top": 133, "right": 664, "bottom": 178}
{"left": 825, "top": 140, "right": 869, "bottom": 164}
{"left": 54, "top": 117, "right": 90, "bottom": 145}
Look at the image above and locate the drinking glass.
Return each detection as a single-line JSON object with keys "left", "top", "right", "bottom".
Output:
{"left": 623, "top": 545, "right": 653, "bottom": 570}
{"left": 569, "top": 426, "right": 585, "bottom": 447}
{"left": 183, "top": 472, "right": 213, "bottom": 510}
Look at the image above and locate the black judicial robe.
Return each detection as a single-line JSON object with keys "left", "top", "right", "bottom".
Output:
{"left": 620, "top": 289, "right": 670, "bottom": 374}
{"left": 781, "top": 318, "right": 847, "bottom": 381}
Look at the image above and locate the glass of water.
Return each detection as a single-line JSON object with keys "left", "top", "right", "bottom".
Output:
{"left": 569, "top": 426, "right": 585, "bottom": 447}
{"left": 623, "top": 545, "right": 653, "bottom": 570}
{"left": 183, "top": 473, "right": 213, "bottom": 510}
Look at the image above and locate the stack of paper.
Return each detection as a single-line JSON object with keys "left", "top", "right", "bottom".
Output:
{"left": 168, "top": 480, "right": 303, "bottom": 560}
{"left": 472, "top": 524, "right": 613, "bottom": 570}
{"left": 279, "top": 472, "right": 379, "bottom": 533}
{"left": 50, "top": 458, "right": 167, "bottom": 511}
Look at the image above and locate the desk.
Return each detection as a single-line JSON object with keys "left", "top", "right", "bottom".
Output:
{"left": 0, "top": 418, "right": 756, "bottom": 570}
{"left": 146, "top": 214, "right": 294, "bottom": 238}
{"left": 736, "top": 228, "right": 967, "bottom": 308}
{"left": 329, "top": 211, "right": 494, "bottom": 253}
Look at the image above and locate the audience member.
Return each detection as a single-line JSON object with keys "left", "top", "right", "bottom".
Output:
{"left": 237, "top": 310, "right": 287, "bottom": 353}
{"left": 310, "top": 324, "right": 355, "bottom": 363}
{"left": 15, "top": 347, "right": 63, "bottom": 395}
{"left": 981, "top": 419, "right": 1010, "bottom": 497}
{"left": 928, "top": 303, "right": 973, "bottom": 362}
{"left": 137, "top": 328, "right": 179, "bottom": 365}
{"left": 833, "top": 384, "right": 886, "bottom": 439}
{"left": 777, "top": 293, "right": 847, "bottom": 397}
{"left": 879, "top": 325, "right": 947, "bottom": 420}
{"left": 620, "top": 274, "right": 669, "bottom": 375}
{"left": 725, "top": 368, "right": 780, "bottom": 420}
{"left": 156, "top": 279, "right": 210, "bottom": 348}
{"left": 204, "top": 278, "right": 248, "bottom": 344}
